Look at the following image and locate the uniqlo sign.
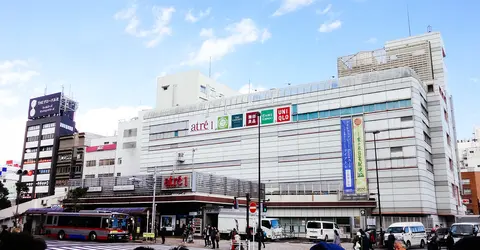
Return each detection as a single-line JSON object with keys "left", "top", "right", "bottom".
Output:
{"left": 276, "top": 107, "right": 291, "bottom": 122}
{"left": 246, "top": 112, "right": 259, "bottom": 126}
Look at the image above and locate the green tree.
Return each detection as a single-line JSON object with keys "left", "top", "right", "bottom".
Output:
{"left": 67, "top": 187, "right": 88, "bottom": 212}
{"left": 15, "top": 182, "right": 29, "bottom": 200}
{"left": 0, "top": 181, "right": 12, "bottom": 209}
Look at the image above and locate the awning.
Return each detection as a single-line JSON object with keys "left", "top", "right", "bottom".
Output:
{"left": 26, "top": 207, "right": 64, "bottom": 214}
{"left": 95, "top": 207, "right": 149, "bottom": 215}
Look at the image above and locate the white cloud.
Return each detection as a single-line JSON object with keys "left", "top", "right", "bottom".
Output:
{"left": 316, "top": 4, "right": 332, "bottom": 15}
{"left": 365, "top": 37, "right": 378, "bottom": 44}
{"left": 318, "top": 20, "right": 342, "bottom": 32}
{"left": 273, "top": 0, "right": 315, "bottom": 17}
{"left": 238, "top": 84, "right": 267, "bottom": 94}
{"left": 75, "top": 106, "right": 151, "bottom": 136}
{"left": 261, "top": 29, "right": 272, "bottom": 43}
{"left": 0, "top": 115, "right": 25, "bottom": 164}
{"left": 185, "top": 8, "right": 211, "bottom": 23}
{"left": 0, "top": 89, "right": 19, "bottom": 106}
{"left": 0, "top": 60, "right": 39, "bottom": 85}
{"left": 184, "top": 18, "right": 270, "bottom": 65}
{"left": 199, "top": 28, "right": 214, "bottom": 38}
{"left": 114, "top": 4, "right": 175, "bottom": 48}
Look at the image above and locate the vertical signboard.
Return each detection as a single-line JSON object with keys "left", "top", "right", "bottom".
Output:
{"left": 341, "top": 119, "right": 355, "bottom": 194}
{"left": 276, "top": 107, "right": 291, "bottom": 123}
{"left": 246, "top": 112, "right": 259, "bottom": 126}
{"left": 353, "top": 117, "right": 368, "bottom": 195}
{"left": 231, "top": 114, "right": 243, "bottom": 128}
{"left": 261, "top": 109, "right": 274, "bottom": 124}
{"left": 217, "top": 116, "right": 229, "bottom": 130}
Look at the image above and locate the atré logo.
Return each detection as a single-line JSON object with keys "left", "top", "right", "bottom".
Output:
{"left": 190, "top": 120, "right": 215, "bottom": 132}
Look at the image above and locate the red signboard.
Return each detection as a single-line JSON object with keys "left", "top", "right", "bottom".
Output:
{"left": 249, "top": 201, "right": 257, "bottom": 213}
{"left": 246, "top": 112, "right": 259, "bottom": 126}
{"left": 162, "top": 174, "right": 192, "bottom": 190}
{"left": 86, "top": 144, "right": 117, "bottom": 153}
{"left": 276, "top": 107, "right": 291, "bottom": 123}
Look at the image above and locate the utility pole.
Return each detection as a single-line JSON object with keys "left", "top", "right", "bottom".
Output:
{"left": 151, "top": 166, "right": 157, "bottom": 235}
{"left": 257, "top": 111, "right": 262, "bottom": 250}
{"left": 246, "top": 193, "right": 251, "bottom": 246}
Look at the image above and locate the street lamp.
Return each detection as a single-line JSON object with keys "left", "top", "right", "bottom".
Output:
{"left": 372, "top": 130, "right": 383, "bottom": 246}
{"left": 257, "top": 111, "right": 262, "bottom": 250}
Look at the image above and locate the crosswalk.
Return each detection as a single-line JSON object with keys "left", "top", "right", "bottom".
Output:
{"left": 46, "top": 240, "right": 204, "bottom": 250}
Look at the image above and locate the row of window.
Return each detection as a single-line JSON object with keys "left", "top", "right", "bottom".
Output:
{"left": 26, "top": 133, "right": 55, "bottom": 142}
{"left": 86, "top": 158, "right": 118, "bottom": 167}
{"left": 23, "top": 158, "right": 51, "bottom": 165}
{"left": 25, "top": 146, "right": 53, "bottom": 154}
{"left": 56, "top": 166, "right": 81, "bottom": 174}
{"left": 123, "top": 128, "right": 138, "bottom": 138}
{"left": 149, "top": 130, "right": 187, "bottom": 141}
{"left": 27, "top": 123, "right": 55, "bottom": 131}
{"left": 292, "top": 99, "right": 412, "bottom": 122}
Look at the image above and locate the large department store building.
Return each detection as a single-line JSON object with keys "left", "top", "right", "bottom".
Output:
{"left": 138, "top": 32, "right": 461, "bottom": 234}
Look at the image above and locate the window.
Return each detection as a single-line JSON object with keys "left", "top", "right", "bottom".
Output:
{"left": 104, "top": 142, "right": 109, "bottom": 145}
{"left": 462, "top": 179, "right": 471, "bottom": 185}
{"left": 41, "top": 134, "right": 54, "bottom": 140}
{"left": 117, "top": 173, "right": 121, "bottom": 177}
{"left": 464, "top": 188, "right": 472, "bottom": 195}
{"left": 174, "top": 131, "right": 179, "bottom": 137}
{"left": 308, "top": 112, "right": 318, "bottom": 119}
{"left": 26, "top": 136, "right": 39, "bottom": 142}
{"left": 86, "top": 160, "right": 96, "bottom": 167}
{"left": 449, "top": 158, "right": 453, "bottom": 171}
{"left": 352, "top": 106, "right": 363, "bottom": 114}
{"left": 421, "top": 103, "right": 429, "bottom": 117}
{"left": 390, "top": 147, "right": 403, "bottom": 153}
{"left": 447, "top": 133, "right": 451, "bottom": 146}
{"left": 42, "top": 123, "right": 55, "bottom": 129}
{"left": 118, "top": 158, "right": 122, "bottom": 164}
{"left": 427, "top": 161, "right": 434, "bottom": 173}
{"left": 404, "top": 227, "right": 410, "bottom": 233}
{"left": 444, "top": 109, "right": 449, "bottom": 122}
{"left": 58, "top": 154, "right": 72, "bottom": 161}
{"left": 27, "top": 125, "right": 40, "bottom": 131}
{"left": 319, "top": 111, "right": 329, "bottom": 118}
{"left": 200, "top": 85, "right": 207, "bottom": 94}
{"left": 123, "top": 142, "right": 137, "bottom": 149}
{"left": 364, "top": 104, "right": 375, "bottom": 112}
{"left": 292, "top": 104, "right": 298, "bottom": 115}
{"left": 40, "top": 146, "right": 53, "bottom": 151}
{"left": 98, "top": 173, "right": 114, "bottom": 177}
{"left": 374, "top": 103, "right": 387, "bottom": 111}
{"left": 424, "top": 132, "right": 432, "bottom": 146}
{"left": 401, "top": 116, "right": 413, "bottom": 122}
{"left": 330, "top": 109, "right": 340, "bottom": 117}
{"left": 297, "top": 114, "right": 308, "bottom": 121}
{"left": 25, "top": 148, "right": 38, "bottom": 153}
{"left": 427, "top": 85, "right": 434, "bottom": 92}
{"left": 323, "top": 223, "right": 334, "bottom": 229}
{"left": 292, "top": 115, "right": 298, "bottom": 122}
{"left": 399, "top": 99, "right": 412, "bottom": 108}
{"left": 123, "top": 128, "right": 137, "bottom": 138}
{"left": 99, "top": 158, "right": 115, "bottom": 166}
{"left": 387, "top": 101, "right": 400, "bottom": 109}
{"left": 85, "top": 174, "right": 95, "bottom": 178}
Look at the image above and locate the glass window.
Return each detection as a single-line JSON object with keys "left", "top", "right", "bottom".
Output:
{"left": 174, "top": 131, "right": 179, "bottom": 137}
{"left": 404, "top": 227, "right": 410, "bottom": 233}
{"left": 375, "top": 103, "right": 387, "bottom": 111}
{"left": 292, "top": 104, "right": 298, "bottom": 115}
{"left": 298, "top": 114, "right": 308, "bottom": 121}
{"left": 330, "top": 109, "right": 340, "bottom": 117}
{"left": 340, "top": 107, "right": 352, "bottom": 115}
{"left": 399, "top": 99, "right": 412, "bottom": 108}
{"left": 319, "top": 111, "right": 329, "bottom": 118}
{"left": 364, "top": 104, "right": 375, "bottom": 112}
{"left": 352, "top": 106, "right": 363, "bottom": 114}
{"left": 292, "top": 115, "right": 298, "bottom": 122}
{"left": 387, "top": 101, "right": 400, "bottom": 109}
{"left": 308, "top": 112, "right": 319, "bottom": 119}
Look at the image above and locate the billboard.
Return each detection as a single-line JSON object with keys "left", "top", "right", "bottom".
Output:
{"left": 217, "top": 116, "right": 229, "bottom": 130}
{"left": 276, "top": 107, "right": 291, "bottom": 123}
{"left": 245, "top": 112, "right": 259, "bottom": 126}
{"left": 261, "top": 109, "right": 274, "bottom": 125}
{"left": 341, "top": 119, "right": 355, "bottom": 195}
{"left": 231, "top": 114, "right": 243, "bottom": 128}
{"left": 353, "top": 116, "right": 368, "bottom": 195}
{"left": 59, "top": 116, "right": 76, "bottom": 136}
{"left": 28, "top": 92, "right": 62, "bottom": 119}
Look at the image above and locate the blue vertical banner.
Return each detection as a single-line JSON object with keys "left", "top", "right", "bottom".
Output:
{"left": 341, "top": 119, "right": 356, "bottom": 194}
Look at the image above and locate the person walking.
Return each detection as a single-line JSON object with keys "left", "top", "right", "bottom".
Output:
{"left": 258, "top": 229, "right": 266, "bottom": 248}
{"left": 386, "top": 231, "right": 395, "bottom": 250}
{"left": 161, "top": 226, "right": 166, "bottom": 244}
{"left": 333, "top": 229, "right": 341, "bottom": 247}
{"left": 210, "top": 226, "right": 216, "bottom": 249}
{"left": 446, "top": 231, "right": 454, "bottom": 250}
{"left": 215, "top": 227, "right": 220, "bottom": 249}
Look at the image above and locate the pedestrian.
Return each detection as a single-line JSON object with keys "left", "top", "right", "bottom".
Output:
{"left": 427, "top": 232, "right": 438, "bottom": 250}
{"left": 161, "top": 226, "right": 166, "bottom": 244}
{"left": 216, "top": 227, "right": 220, "bottom": 249}
{"left": 258, "top": 229, "right": 266, "bottom": 248}
{"left": 210, "top": 227, "right": 217, "bottom": 249}
{"left": 352, "top": 232, "right": 361, "bottom": 250}
{"left": 446, "top": 231, "right": 454, "bottom": 250}
{"left": 386, "top": 231, "right": 395, "bottom": 250}
{"left": 333, "top": 229, "right": 341, "bottom": 246}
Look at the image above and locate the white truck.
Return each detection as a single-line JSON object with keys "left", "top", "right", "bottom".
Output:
{"left": 216, "top": 208, "right": 284, "bottom": 241}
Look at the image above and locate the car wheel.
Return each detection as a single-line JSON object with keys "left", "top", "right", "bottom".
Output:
{"left": 89, "top": 232, "right": 97, "bottom": 241}
{"left": 324, "top": 235, "right": 328, "bottom": 242}
{"left": 406, "top": 240, "right": 411, "bottom": 249}
{"left": 420, "top": 239, "right": 425, "bottom": 248}
{"left": 57, "top": 230, "right": 66, "bottom": 240}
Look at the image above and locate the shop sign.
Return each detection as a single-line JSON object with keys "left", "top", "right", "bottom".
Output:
{"left": 87, "top": 186, "right": 102, "bottom": 192}
{"left": 231, "top": 114, "right": 243, "bottom": 128}
{"left": 217, "top": 116, "right": 229, "bottom": 130}
{"left": 113, "top": 185, "right": 135, "bottom": 191}
{"left": 276, "top": 107, "right": 291, "bottom": 123}
{"left": 245, "top": 112, "right": 259, "bottom": 126}
{"left": 261, "top": 109, "right": 274, "bottom": 124}
{"left": 162, "top": 174, "right": 192, "bottom": 190}
{"left": 341, "top": 119, "right": 355, "bottom": 195}
{"left": 189, "top": 118, "right": 215, "bottom": 134}
{"left": 353, "top": 117, "right": 368, "bottom": 195}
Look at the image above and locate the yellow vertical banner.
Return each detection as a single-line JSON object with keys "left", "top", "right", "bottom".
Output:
{"left": 353, "top": 116, "right": 368, "bottom": 195}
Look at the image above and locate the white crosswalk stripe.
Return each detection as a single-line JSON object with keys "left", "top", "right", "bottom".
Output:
{"left": 45, "top": 240, "right": 205, "bottom": 250}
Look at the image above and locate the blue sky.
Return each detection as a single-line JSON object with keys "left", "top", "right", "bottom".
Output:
{"left": 0, "top": 0, "right": 479, "bottom": 162}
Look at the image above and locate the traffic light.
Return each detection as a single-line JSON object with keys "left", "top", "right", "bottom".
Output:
{"left": 16, "top": 170, "right": 29, "bottom": 175}
{"left": 262, "top": 204, "right": 267, "bottom": 213}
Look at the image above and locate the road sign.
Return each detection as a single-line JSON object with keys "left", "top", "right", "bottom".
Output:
{"left": 249, "top": 201, "right": 257, "bottom": 213}
{"left": 360, "top": 209, "right": 366, "bottom": 216}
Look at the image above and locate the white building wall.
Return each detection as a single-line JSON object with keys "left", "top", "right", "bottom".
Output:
{"left": 82, "top": 136, "right": 117, "bottom": 178}
{"left": 115, "top": 117, "right": 142, "bottom": 177}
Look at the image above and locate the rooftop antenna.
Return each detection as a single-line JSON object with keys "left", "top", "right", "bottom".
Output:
{"left": 209, "top": 56, "right": 212, "bottom": 78}
{"left": 427, "top": 25, "right": 432, "bottom": 33}
{"left": 407, "top": 3, "right": 412, "bottom": 36}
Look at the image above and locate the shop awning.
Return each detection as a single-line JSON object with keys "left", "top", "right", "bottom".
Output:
{"left": 95, "top": 207, "right": 149, "bottom": 214}
{"left": 26, "top": 207, "right": 64, "bottom": 214}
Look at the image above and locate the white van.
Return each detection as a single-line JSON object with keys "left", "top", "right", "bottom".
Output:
{"left": 384, "top": 222, "right": 427, "bottom": 249}
{"left": 306, "top": 221, "right": 339, "bottom": 242}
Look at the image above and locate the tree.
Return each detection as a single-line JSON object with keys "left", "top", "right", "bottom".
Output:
{"left": 15, "top": 182, "right": 29, "bottom": 201}
{"left": 0, "top": 181, "right": 12, "bottom": 209}
{"left": 67, "top": 187, "right": 88, "bottom": 212}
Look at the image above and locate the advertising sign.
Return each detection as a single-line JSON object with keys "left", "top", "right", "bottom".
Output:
{"left": 217, "top": 116, "right": 229, "bottom": 130}
{"left": 231, "top": 114, "right": 243, "bottom": 128}
{"left": 246, "top": 112, "right": 259, "bottom": 126}
{"left": 113, "top": 185, "right": 135, "bottom": 191}
{"left": 161, "top": 174, "right": 192, "bottom": 190}
{"left": 276, "top": 107, "right": 291, "bottom": 123}
{"left": 341, "top": 119, "right": 355, "bottom": 195}
{"left": 353, "top": 117, "right": 368, "bottom": 195}
{"left": 59, "top": 116, "right": 76, "bottom": 136}
{"left": 28, "top": 92, "right": 62, "bottom": 119}
{"left": 261, "top": 109, "right": 274, "bottom": 124}
{"left": 189, "top": 118, "right": 216, "bottom": 134}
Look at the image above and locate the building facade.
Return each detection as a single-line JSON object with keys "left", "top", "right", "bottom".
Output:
{"left": 457, "top": 128, "right": 480, "bottom": 215}
{"left": 20, "top": 92, "right": 78, "bottom": 198}
{"left": 82, "top": 136, "right": 117, "bottom": 179}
